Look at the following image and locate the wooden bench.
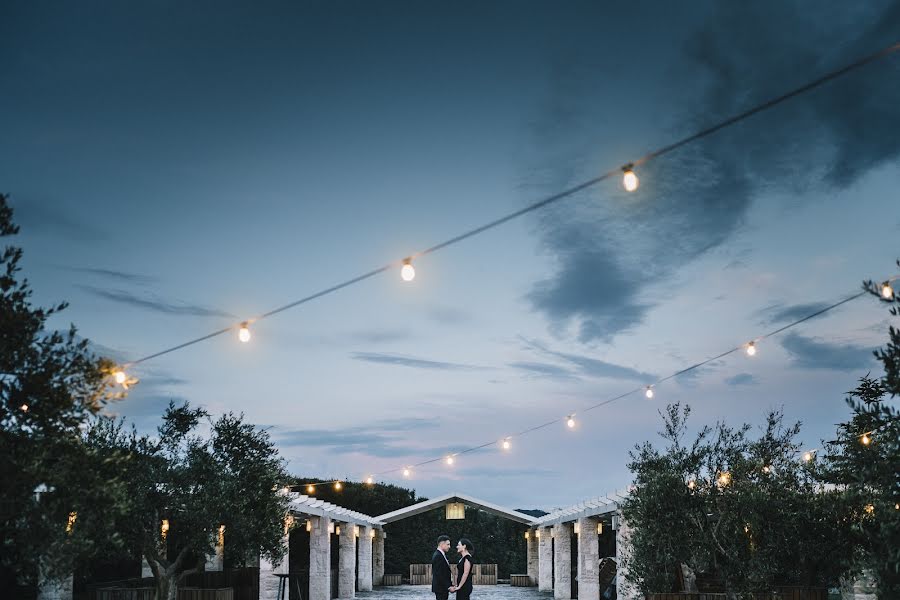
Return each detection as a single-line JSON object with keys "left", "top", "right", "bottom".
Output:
{"left": 510, "top": 574, "right": 533, "bottom": 587}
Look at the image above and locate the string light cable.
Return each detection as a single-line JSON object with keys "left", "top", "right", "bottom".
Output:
{"left": 113, "top": 41, "right": 900, "bottom": 374}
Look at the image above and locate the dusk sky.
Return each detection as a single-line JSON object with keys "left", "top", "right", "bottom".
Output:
{"left": 2, "top": 2, "right": 899, "bottom": 511}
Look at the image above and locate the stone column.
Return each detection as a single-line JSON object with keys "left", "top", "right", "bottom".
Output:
{"left": 577, "top": 518, "right": 600, "bottom": 600}
{"left": 338, "top": 523, "right": 356, "bottom": 599}
{"left": 526, "top": 530, "right": 539, "bottom": 586}
{"left": 373, "top": 529, "right": 385, "bottom": 586}
{"left": 358, "top": 526, "right": 373, "bottom": 591}
{"left": 260, "top": 518, "right": 292, "bottom": 600}
{"left": 553, "top": 522, "right": 572, "bottom": 600}
{"left": 205, "top": 525, "right": 225, "bottom": 572}
{"left": 37, "top": 566, "right": 72, "bottom": 600}
{"left": 614, "top": 512, "right": 639, "bottom": 600}
{"left": 309, "top": 516, "right": 332, "bottom": 600}
{"left": 538, "top": 526, "right": 553, "bottom": 592}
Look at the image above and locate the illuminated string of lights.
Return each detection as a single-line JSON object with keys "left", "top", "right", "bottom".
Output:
{"left": 105, "top": 41, "right": 900, "bottom": 385}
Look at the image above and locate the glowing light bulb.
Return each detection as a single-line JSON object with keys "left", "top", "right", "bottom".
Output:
{"left": 161, "top": 519, "right": 170, "bottom": 539}
{"left": 803, "top": 452, "right": 813, "bottom": 463}
{"left": 401, "top": 259, "right": 415, "bottom": 282}
{"left": 306, "top": 521, "right": 312, "bottom": 532}
{"left": 882, "top": 282, "right": 894, "bottom": 299}
{"left": 238, "top": 322, "right": 251, "bottom": 343}
{"left": 307, "top": 484, "right": 315, "bottom": 494}
{"left": 114, "top": 370, "right": 127, "bottom": 385}
{"left": 20, "top": 404, "right": 28, "bottom": 412}
{"left": 66, "top": 512, "right": 77, "bottom": 534}
{"left": 446, "top": 455, "right": 455, "bottom": 466}
{"left": 864, "top": 504, "right": 875, "bottom": 515}
{"left": 762, "top": 465, "right": 771, "bottom": 474}
{"left": 622, "top": 165, "right": 639, "bottom": 192}
{"left": 717, "top": 472, "right": 731, "bottom": 487}
{"left": 366, "top": 476, "right": 374, "bottom": 485}
{"left": 746, "top": 341, "right": 756, "bottom": 356}
{"left": 334, "top": 481, "right": 342, "bottom": 491}
{"left": 566, "top": 416, "right": 576, "bottom": 428}
{"left": 502, "top": 438, "right": 511, "bottom": 450}
{"left": 403, "top": 467, "right": 411, "bottom": 478}
{"left": 687, "top": 480, "right": 696, "bottom": 490}
{"left": 861, "top": 434, "right": 871, "bottom": 446}
{"left": 645, "top": 386, "right": 654, "bottom": 399}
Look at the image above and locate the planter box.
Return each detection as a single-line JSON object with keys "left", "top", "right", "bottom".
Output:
{"left": 383, "top": 575, "right": 403, "bottom": 586}
{"left": 510, "top": 574, "right": 534, "bottom": 587}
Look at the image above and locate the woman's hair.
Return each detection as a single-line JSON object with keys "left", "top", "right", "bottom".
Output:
{"left": 458, "top": 538, "right": 474, "bottom": 555}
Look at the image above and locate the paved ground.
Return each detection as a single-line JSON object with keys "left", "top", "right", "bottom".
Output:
{"left": 357, "top": 586, "right": 552, "bottom": 600}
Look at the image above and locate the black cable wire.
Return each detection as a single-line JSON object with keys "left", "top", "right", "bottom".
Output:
{"left": 124, "top": 41, "right": 900, "bottom": 367}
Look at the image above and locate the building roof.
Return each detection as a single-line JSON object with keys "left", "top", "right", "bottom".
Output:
{"left": 374, "top": 492, "right": 537, "bottom": 525}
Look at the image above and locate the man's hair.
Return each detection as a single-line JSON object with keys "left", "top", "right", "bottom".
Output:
{"left": 459, "top": 538, "right": 474, "bottom": 555}
{"left": 437, "top": 535, "right": 451, "bottom": 545}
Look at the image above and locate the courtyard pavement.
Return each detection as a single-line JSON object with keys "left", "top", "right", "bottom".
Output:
{"left": 357, "top": 586, "right": 552, "bottom": 600}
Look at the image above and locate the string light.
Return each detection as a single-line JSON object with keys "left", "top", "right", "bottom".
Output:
{"left": 566, "top": 415, "right": 576, "bottom": 429}
{"left": 66, "top": 512, "right": 77, "bottom": 534}
{"left": 803, "top": 451, "right": 813, "bottom": 463}
{"left": 365, "top": 476, "right": 374, "bottom": 485}
{"left": 861, "top": 433, "right": 871, "bottom": 446}
{"left": 19, "top": 404, "right": 28, "bottom": 412}
{"left": 445, "top": 455, "right": 455, "bottom": 466}
{"left": 762, "top": 465, "right": 771, "bottom": 474}
{"left": 717, "top": 471, "right": 732, "bottom": 487}
{"left": 622, "top": 165, "right": 639, "bottom": 192}
{"left": 161, "top": 519, "right": 170, "bottom": 540}
{"left": 334, "top": 481, "right": 342, "bottom": 491}
{"left": 746, "top": 341, "right": 757, "bottom": 356}
{"left": 238, "top": 322, "right": 251, "bottom": 343}
{"left": 864, "top": 504, "right": 875, "bottom": 515}
{"left": 401, "top": 258, "right": 416, "bottom": 282}
{"left": 501, "top": 438, "right": 511, "bottom": 450}
{"left": 403, "top": 467, "right": 411, "bottom": 478}
{"left": 882, "top": 281, "right": 894, "bottom": 299}
{"left": 687, "top": 479, "right": 696, "bottom": 490}
{"left": 113, "top": 370, "right": 127, "bottom": 385}
{"left": 645, "top": 386, "right": 654, "bottom": 399}
{"left": 307, "top": 484, "right": 315, "bottom": 494}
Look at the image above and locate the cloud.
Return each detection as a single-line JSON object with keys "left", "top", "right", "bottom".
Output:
{"left": 758, "top": 302, "right": 832, "bottom": 325}
{"left": 347, "top": 329, "right": 413, "bottom": 344}
{"left": 725, "top": 373, "right": 757, "bottom": 386}
{"left": 351, "top": 352, "right": 489, "bottom": 371}
{"left": 523, "top": 4, "right": 900, "bottom": 342}
{"left": 65, "top": 266, "right": 157, "bottom": 284}
{"left": 426, "top": 306, "right": 471, "bottom": 325}
{"left": 77, "top": 285, "right": 235, "bottom": 318}
{"left": 522, "top": 338, "right": 655, "bottom": 383}
{"left": 508, "top": 361, "right": 578, "bottom": 381}
{"left": 274, "top": 418, "right": 458, "bottom": 459}
{"left": 12, "top": 198, "right": 110, "bottom": 242}
{"left": 780, "top": 332, "right": 875, "bottom": 371}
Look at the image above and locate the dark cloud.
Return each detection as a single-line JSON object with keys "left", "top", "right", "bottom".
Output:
{"left": 522, "top": 338, "right": 655, "bottom": 383}
{"left": 780, "top": 332, "right": 875, "bottom": 371}
{"left": 77, "top": 285, "right": 234, "bottom": 318}
{"left": 65, "top": 266, "right": 157, "bottom": 284}
{"left": 758, "top": 302, "right": 832, "bottom": 325}
{"left": 351, "top": 352, "right": 489, "bottom": 371}
{"left": 525, "top": 4, "right": 900, "bottom": 341}
{"left": 508, "top": 361, "right": 578, "bottom": 381}
{"left": 12, "top": 198, "right": 110, "bottom": 242}
{"left": 725, "top": 373, "right": 757, "bottom": 386}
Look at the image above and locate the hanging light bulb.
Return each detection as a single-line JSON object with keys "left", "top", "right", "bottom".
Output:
{"left": 622, "top": 164, "right": 639, "bottom": 192}
{"left": 446, "top": 455, "right": 455, "bottom": 466}
{"left": 307, "top": 484, "right": 315, "bottom": 494}
{"left": 864, "top": 504, "right": 875, "bottom": 515}
{"left": 687, "top": 479, "right": 696, "bottom": 490}
{"left": 861, "top": 433, "right": 871, "bottom": 446}
{"left": 238, "top": 322, "right": 251, "bottom": 343}
{"left": 762, "top": 465, "right": 771, "bottom": 474}
{"left": 403, "top": 467, "right": 411, "bottom": 478}
{"left": 20, "top": 404, "right": 28, "bottom": 412}
{"left": 334, "top": 481, "right": 342, "bottom": 491}
{"left": 501, "top": 438, "right": 511, "bottom": 450}
{"left": 746, "top": 341, "right": 757, "bottom": 356}
{"left": 881, "top": 281, "right": 894, "bottom": 299}
{"left": 803, "top": 451, "right": 813, "bottom": 462}
{"left": 717, "top": 471, "right": 731, "bottom": 487}
{"left": 113, "top": 370, "right": 127, "bottom": 385}
{"left": 566, "top": 415, "right": 576, "bottom": 428}
{"left": 401, "top": 258, "right": 416, "bottom": 282}
{"left": 645, "top": 386, "right": 654, "bottom": 399}
{"left": 366, "top": 476, "right": 375, "bottom": 485}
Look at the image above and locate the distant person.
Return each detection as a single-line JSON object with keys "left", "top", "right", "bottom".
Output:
{"left": 432, "top": 534, "right": 453, "bottom": 600}
{"left": 450, "top": 538, "right": 474, "bottom": 600}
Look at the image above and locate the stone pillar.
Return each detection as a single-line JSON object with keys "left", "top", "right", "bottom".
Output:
{"left": 260, "top": 519, "right": 291, "bottom": 600}
{"left": 526, "top": 530, "right": 539, "bottom": 586}
{"left": 338, "top": 523, "right": 356, "bottom": 599}
{"left": 553, "top": 522, "right": 572, "bottom": 600}
{"left": 205, "top": 525, "right": 225, "bottom": 572}
{"left": 614, "top": 512, "right": 639, "bottom": 600}
{"left": 37, "top": 566, "right": 72, "bottom": 600}
{"left": 358, "top": 526, "right": 373, "bottom": 591}
{"left": 309, "top": 516, "right": 332, "bottom": 600}
{"left": 577, "top": 518, "right": 600, "bottom": 600}
{"left": 373, "top": 529, "right": 385, "bottom": 586}
{"left": 538, "top": 526, "right": 553, "bottom": 592}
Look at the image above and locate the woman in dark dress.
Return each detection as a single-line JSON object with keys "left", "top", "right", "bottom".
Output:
{"left": 451, "top": 538, "right": 474, "bottom": 600}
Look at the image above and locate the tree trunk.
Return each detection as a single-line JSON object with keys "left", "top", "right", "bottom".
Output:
{"left": 155, "top": 570, "right": 178, "bottom": 600}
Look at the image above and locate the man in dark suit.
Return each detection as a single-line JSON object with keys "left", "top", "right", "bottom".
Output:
{"left": 431, "top": 534, "right": 453, "bottom": 600}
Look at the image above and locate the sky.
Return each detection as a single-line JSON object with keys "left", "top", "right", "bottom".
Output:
{"left": 2, "top": 2, "right": 899, "bottom": 512}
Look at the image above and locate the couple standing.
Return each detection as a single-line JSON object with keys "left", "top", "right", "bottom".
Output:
{"left": 431, "top": 535, "right": 474, "bottom": 600}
